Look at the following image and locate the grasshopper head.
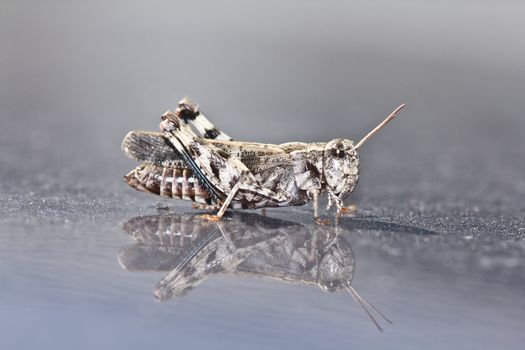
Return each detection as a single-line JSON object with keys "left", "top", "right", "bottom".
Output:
{"left": 323, "top": 103, "right": 405, "bottom": 210}
{"left": 323, "top": 139, "right": 360, "bottom": 208}
{"left": 316, "top": 233, "right": 355, "bottom": 293}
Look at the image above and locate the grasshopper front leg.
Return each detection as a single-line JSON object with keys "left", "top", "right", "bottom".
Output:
{"left": 327, "top": 191, "right": 357, "bottom": 219}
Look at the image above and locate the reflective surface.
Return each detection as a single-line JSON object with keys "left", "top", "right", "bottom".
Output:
{"left": 2, "top": 209, "right": 524, "bottom": 349}
{"left": 120, "top": 213, "right": 395, "bottom": 331}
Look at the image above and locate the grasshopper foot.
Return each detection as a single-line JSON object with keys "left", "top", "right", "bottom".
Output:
{"left": 199, "top": 214, "right": 222, "bottom": 222}
{"left": 338, "top": 204, "right": 357, "bottom": 217}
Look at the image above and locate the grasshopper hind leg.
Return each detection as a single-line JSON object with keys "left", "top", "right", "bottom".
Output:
{"left": 202, "top": 175, "right": 291, "bottom": 221}
{"left": 162, "top": 110, "right": 292, "bottom": 222}
{"left": 175, "top": 97, "right": 232, "bottom": 141}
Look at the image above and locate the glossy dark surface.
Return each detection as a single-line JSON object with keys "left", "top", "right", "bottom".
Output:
{"left": 1, "top": 1, "right": 524, "bottom": 349}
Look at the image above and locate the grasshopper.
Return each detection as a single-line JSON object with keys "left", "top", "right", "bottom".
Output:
{"left": 122, "top": 97, "right": 405, "bottom": 222}
{"left": 120, "top": 213, "right": 393, "bottom": 331}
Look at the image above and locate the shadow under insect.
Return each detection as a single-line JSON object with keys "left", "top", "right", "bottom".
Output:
{"left": 120, "top": 212, "right": 392, "bottom": 331}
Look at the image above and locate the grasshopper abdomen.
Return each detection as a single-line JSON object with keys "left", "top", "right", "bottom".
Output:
{"left": 125, "top": 164, "right": 214, "bottom": 205}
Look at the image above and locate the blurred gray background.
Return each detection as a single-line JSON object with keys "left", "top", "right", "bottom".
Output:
{"left": 1, "top": 1, "right": 524, "bottom": 349}
{"left": 2, "top": 0, "right": 524, "bottom": 213}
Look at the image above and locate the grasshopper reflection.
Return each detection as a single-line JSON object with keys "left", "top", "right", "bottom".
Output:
{"left": 120, "top": 213, "right": 392, "bottom": 331}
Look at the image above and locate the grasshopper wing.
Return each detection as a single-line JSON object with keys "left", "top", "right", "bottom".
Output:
{"left": 122, "top": 130, "right": 186, "bottom": 167}
{"left": 208, "top": 140, "right": 295, "bottom": 174}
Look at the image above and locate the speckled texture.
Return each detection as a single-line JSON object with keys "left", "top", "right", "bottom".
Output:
{"left": 1, "top": 1, "right": 524, "bottom": 349}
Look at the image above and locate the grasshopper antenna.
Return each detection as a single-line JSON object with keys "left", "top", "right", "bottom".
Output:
{"left": 344, "top": 285, "right": 393, "bottom": 332}
{"left": 354, "top": 104, "right": 406, "bottom": 150}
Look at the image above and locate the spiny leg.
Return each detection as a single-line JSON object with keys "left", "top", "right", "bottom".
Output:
{"left": 161, "top": 112, "right": 241, "bottom": 197}
{"left": 204, "top": 174, "right": 291, "bottom": 221}
{"left": 161, "top": 113, "right": 291, "bottom": 220}
{"left": 176, "top": 97, "right": 232, "bottom": 141}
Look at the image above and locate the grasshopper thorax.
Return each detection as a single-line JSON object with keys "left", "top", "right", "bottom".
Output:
{"left": 291, "top": 104, "right": 405, "bottom": 212}
{"left": 290, "top": 139, "right": 359, "bottom": 211}
{"left": 323, "top": 139, "right": 360, "bottom": 209}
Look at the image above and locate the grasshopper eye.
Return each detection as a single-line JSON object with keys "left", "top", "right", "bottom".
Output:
{"left": 332, "top": 147, "right": 345, "bottom": 159}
